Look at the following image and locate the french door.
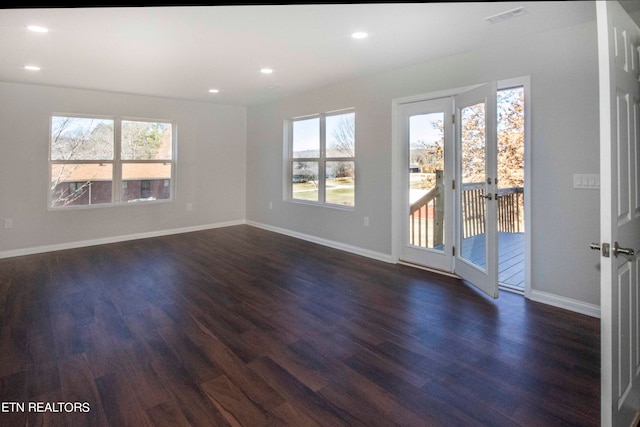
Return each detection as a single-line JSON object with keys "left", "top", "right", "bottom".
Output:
{"left": 454, "top": 83, "right": 499, "bottom": 298}
{"left": 397, "top": 84, "right": 499, "bottom": 299}
{"left": 397, "top": 97, "right": 454, "bottom": 272}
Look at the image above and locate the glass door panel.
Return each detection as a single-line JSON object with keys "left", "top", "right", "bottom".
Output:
{"left": 459, "top": 102, "right": 487, "bottom": 270}
{"left": 408, "top": 112, "right": 445, "bottom": 251}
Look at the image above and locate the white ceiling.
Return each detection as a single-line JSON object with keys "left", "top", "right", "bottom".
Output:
{"left": 0, "top": 2, "right": 596, "bottom": 106}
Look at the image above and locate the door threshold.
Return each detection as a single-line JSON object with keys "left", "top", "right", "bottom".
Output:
{"left": 499, "top": 283, "right": 524, "bottom": 295}
{"left": 400, "top": 260, "right": 526, "bottom": 297}
{"left": 398, "top": 260, "right": 458, "bottom": 279}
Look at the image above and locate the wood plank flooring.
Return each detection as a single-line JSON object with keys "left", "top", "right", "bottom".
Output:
{"left": 0, "top": 225, "right": 599, "bottom": 426}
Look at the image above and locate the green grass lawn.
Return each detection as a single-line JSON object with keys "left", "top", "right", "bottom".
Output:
{"left": 293, "top": 178, "right": 354, "bottom": 206}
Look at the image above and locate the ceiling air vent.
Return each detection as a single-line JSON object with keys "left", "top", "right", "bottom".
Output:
{"left": 484, "top": 7, "right": 527, "bottom": 24}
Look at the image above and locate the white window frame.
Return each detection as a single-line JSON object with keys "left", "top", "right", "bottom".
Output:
{"left": 286, "top": 108, "right": 356, "bottom": 208}
{"left": 48, "top": 114, "right": 176, "bottom": 210}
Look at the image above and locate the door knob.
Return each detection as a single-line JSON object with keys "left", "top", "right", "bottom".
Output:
{"left": 613, "top": 242, "right": 635, "bottom": 257}
{"left": 591, "top": 242, "right": 634, "bottom": 257}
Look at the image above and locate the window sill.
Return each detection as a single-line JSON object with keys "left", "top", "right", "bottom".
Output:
{"left": 286, "top": 198, "right": 355, "bottom": 211}
{"left": 48, "top": 198, "right": 174, "bottom": 211}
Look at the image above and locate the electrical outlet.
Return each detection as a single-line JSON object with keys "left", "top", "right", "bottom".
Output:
{"left": 4, "top": 219, "right": 13, "bottom": 229}
{"left": 363, "top": 216, "right": 369, "bottom": 227}
{"left": 269, "top": 201, "right": 273, "bottom": 210}
{"left": 187, "top": 203, "right": 193, "bottom": 211}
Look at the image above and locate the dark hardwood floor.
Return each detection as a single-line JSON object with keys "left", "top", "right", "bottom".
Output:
{"left": 0, "top": 225, "right": 599, "bottom": 426}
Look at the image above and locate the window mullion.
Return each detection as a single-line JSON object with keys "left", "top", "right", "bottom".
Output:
{"left": 319, "top": 114, "right": 326, "bottom": 203}
{"left": 113, "top": 118, "right": 122, "bottom": 203}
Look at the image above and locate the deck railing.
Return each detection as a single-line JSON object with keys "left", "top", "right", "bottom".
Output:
{"left": 460, "top": 184, "right": 524, "bottom": 238}
{"left": 409, "top": 185, "right": 443, "bottom": 248}
{"left": 497, "top": 186, "right": 524, "bottom": 233}
{"left": 409, "top": 171, "right": 524, "bottom": 247}
{"left": 460, "top": 182, "right": 485, "bottom": 239}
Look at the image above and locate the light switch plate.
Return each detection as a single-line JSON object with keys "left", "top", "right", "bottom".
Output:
{"left": 573, "top": 173, "right": 600, "bottom": 189}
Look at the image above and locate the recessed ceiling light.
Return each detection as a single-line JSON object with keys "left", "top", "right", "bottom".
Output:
{"left": 208, "top": 89, "right": 220, "bottom": 94}
{"left": 351, "top": 32, "right": 368, "bottom": 39}
{"left": 24, "top": 65, "right": 41, "bottom": 71}
{"left": 27, "top": 25, "right": 48, "bottom": 33}
{"left": 260, "top": 68, "right": 274, "bottom": 74}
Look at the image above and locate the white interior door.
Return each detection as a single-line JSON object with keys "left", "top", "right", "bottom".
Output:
{"left": 597, "top": 1, "right": 640, "bottom": 425}
{"left": 454, "top": 83, "right": 499, "bottom": 299}
{"left": 397, "top": 97, "right": 454, "bottom": 272}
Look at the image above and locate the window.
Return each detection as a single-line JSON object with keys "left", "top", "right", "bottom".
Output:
{"left": 289, "top": 110, "right": 355, "bottom": 207}
{"left": 140, "top": 180, "right": 151, "bottom": 199}
{"left": 49, "top": 115, "right": 174, "bottom": 208}
{"left": 120, "top": 120, "right": 173, "bottom": 203}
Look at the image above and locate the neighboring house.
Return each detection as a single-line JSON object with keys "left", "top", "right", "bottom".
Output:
{"left": 51, "top": 163, "right": 171, "bottom": 206}
{"left": 292, "top": 169, "right": 316, "bottom": 183}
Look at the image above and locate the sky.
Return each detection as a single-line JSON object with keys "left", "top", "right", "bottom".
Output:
{"left": 409, "top": 112, "right": 443, "bottom": 149}
{"left": 292, "top": 112, "right": 355, "bottom": 156}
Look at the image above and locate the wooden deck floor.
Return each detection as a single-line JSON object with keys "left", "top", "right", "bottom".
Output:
{"left": 461, "top": 232, "right": 525, "bottom": 289}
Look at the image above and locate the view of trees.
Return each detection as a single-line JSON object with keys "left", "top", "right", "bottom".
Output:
{"left": 460, "top": 102, "right": 487, "bottom": 184}
{"left": 460, "top": 88, "right": 525, "bottom": 188}
{"left": 51, "top": 116, "right": 114, "bottom": 161}
{"left": 122, "top": 121, "right": 170, "bottom": 160}
{"left": 496, "top": 88, "right": 524, "bottom": 188}
{"left": 327, "top": 113, "right": 355, "bottom": 158}
{"left": 50, "top": 117, "right": 115, "bottom": 206}
{"left": 410, "top": 87, "right": 524, "bottom": 189}
{"left": 326, "top": 112, "right": 355, "bottom": 187}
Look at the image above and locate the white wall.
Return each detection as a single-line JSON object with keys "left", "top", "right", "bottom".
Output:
{"left": 0, "top": 82, "right": 247, "bottom": 255}
{"left": 246, "top": 20, "right": 601, "bottom": 309}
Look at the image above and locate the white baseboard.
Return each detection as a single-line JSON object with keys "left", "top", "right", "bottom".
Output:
{"left": 245, "top": 220, "right": 395, "bottom": 264}
{"left": 529, "top": 289, "right": 600, "bottom": 318}
{"left": 0, "top": 219, "right": 246, "bottom": 260}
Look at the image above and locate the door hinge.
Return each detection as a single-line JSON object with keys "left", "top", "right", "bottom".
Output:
{"left": 452, "top": 114, "right": 455, "bottom": 124}
{"left": 452, "top": 246, "right": 456, "bottom": 256}
{"left": 452, "top": 180, "right": 456, "bottom": 190}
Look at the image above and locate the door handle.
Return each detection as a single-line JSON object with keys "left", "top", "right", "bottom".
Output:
{"left": 613, "top": 242, "right": 635, "bottom": 257}
{"left": 591, "top": 242, "right": 634, "bottom": 257}
{"left": 480, "top": 194, "right": 493, "bottom": 200}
